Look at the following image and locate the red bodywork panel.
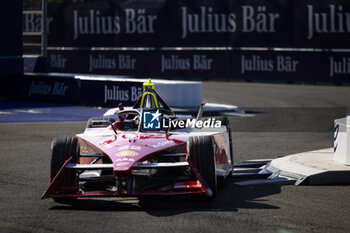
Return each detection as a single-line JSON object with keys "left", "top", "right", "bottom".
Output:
{"left": 78, "top": 131, "right": 186, "bottom": 172}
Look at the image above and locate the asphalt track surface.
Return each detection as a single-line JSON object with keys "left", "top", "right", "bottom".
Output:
{"left": 1, "top": 82, "right": 350, "bottom": 233}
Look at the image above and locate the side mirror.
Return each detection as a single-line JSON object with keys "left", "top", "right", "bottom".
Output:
{"left": 196, "top": 102, "right": 206, "bottom": 121}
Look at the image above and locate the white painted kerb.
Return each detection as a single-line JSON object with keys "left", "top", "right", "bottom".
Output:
{"left": 269, "top": 148, "right": 350, "bottom": 177}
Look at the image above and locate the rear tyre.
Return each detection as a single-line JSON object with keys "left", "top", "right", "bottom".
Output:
{"left": 86, "top": 117, "right": 116, "bottom": 128}
{"left": 50, "top": 136, "right": 80, "bottom": 203}
{"left": 188, "top": 136, "right": 217, "bottom": 201}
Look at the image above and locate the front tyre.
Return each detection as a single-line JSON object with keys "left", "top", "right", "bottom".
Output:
{"left": 188, "top": 136, "right": 217, "bottom": 201}
{"left": 50, "top": 136, "right": 80, "bottom": 202}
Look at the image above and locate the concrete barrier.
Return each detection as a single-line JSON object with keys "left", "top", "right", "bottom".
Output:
{"left": 75, "top": 75, "right": 202, "bottom": 107}
{"left": 4, "top": 73, "right": 202, "bottom": 108}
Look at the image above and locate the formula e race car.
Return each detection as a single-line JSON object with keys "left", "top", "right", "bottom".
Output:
{"left": 42, "top": 79, "right": 233, "bottom": 201}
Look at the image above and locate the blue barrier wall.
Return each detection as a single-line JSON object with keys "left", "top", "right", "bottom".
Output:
{"left": 4, "top": 73, "right": 203, "bottom": 107}
{"left": 39, "top": 0, "right": 350, "bottom": 83}
{"left": 0, "top": 1, "right": 23, "bottom": 95}
{"left": 47, "top": 49, "right": 350, "bottom": 83}
{"left": 20, "top": 0, "right": 350, "bottom": 83}
{"left": 5, "top": 73, "right": 143, "bottom": 107}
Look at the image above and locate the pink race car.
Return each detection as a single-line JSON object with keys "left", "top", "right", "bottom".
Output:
{"left": 42, "top": 79, "right": 233, "bottom": 202}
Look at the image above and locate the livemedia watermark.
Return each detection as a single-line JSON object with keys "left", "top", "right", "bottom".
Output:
{"left": 143, "top": 110, "right": 222, "bottom": 130}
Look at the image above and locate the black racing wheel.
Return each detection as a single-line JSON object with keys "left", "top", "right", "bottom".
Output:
{"left": 50, "top": 136, "right": 80, "bottom": 203}
{"left": 86, "top": 117, "right": 116, "bottom": 128}
{"left": 188, "top": 135, "right": 217, "bottom": 200}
